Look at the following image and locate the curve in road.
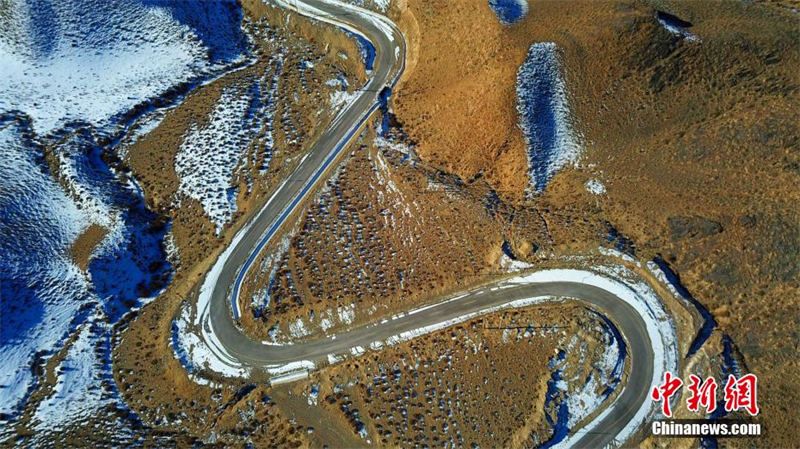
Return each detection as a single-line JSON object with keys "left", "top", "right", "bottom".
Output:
{"left": 191, "top": 1, "right": 670, "bottom": 448}
{"left": 225, "top": 0, "right": 404, "bottom": 321}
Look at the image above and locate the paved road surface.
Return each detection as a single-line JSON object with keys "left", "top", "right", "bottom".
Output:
{"left": 199, "top": 1, "right": 656, "bottom": 447}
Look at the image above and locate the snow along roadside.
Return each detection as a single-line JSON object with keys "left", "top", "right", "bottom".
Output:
{"left": 190, "top": 179, "right": 292, "bottom": 379}
{"left": 271, "top": 0, "right": 395, "bottom": 45}
{"left": 518, "top": 269, "right": 679, "bottom": 449}
{"left": 186, "top": 0, "right": 404, "bottom": 378}
{"left": 185, "top": 266, "right": 677, "bottom": 426}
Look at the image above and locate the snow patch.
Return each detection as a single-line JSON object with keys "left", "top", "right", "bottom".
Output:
{"left": 267, "top": 360, "right": 315, "bottom": 376}
{"left": 337, "top": 303, "right": 356, "bottom": 325}
{"left": 289, "top": 318, "right": 311, "bottom": 338}
{"left": 499, "top": 253, "right": 534, "bottom": 271}
{"left": 307, "top": 384, "right": 319, "bottom": 405}
{"left": 488, "top": 0, "right": 528, "bottom": 25}
{"left": 33, "top": 312, "right": 105, "bottom": 432}
{"left": 516, "top": 42, "right": 582, "bottom": 193}
{"left": 330, "top": 90, "right": 360, "bottom": 111}
{"left": 509, "top": 269, "right": 679, "bottom": 448}
{"left": 172, "top": 302, "right": 249, "bottom": 379}
{"left": 175, "top": 83, "right": 261, "bottom": 235}
{"left": 585, "top": 178, "right": 606, "bottom": 195}
{"left": 0, "top": 122, "right": 94, "bottom": 418}
{"left": 656, "top": 12, "right": 700, "bottom": 42}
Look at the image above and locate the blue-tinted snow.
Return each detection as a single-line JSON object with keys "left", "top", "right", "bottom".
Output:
{"left": 697, "top": 335, "right": 743, "bottom": 448}
{"left": 0, "top": 119, "right": 93, "bottom": 420}
{"left": 142, "top": 0, "right": 248, "bottom": 64}
{"left": 720, "top": 334, "right": 741, "bottom": 378}
{"left": 501, "top": 240, "right": 517, "bottom": 259}
{"left": 605, "top": 221, "right": 636, "bottom": 256}
{"left": 32, "top": 310, "right": 144, "bottom": 441}
{"left": 0, "top": 0, "right": 248, "bottom": 136}
{"left": 0, "top": 117, "right": 172, "bottom": 429}
{"left": 697, "top": 333, "right": 743, "bottom": 449}
{"left": 538, "top": 313, "right": 627, "bottom": 447}
{"left": 540, "top": 367, "right": 569, "bottom": 449}
{"left": 656, "top": 10, "right": 699, "bottom": 42}
{"left": 488, "top": 0, "right": 528, "bottom": 25}
{"left": 516, "top": 42, "right": 581, "bottom": 193}
{"left": 377, "top": 87, "right": 393, "bottom": 137}
{"left": 0, "top": 0, "right": 248, "bottom": 433}
{"left": 592, "top": 311, "right": 627, "bottom": 399}
{"left": 342, "top": 28, "right": 376, "bottom": 72}
{"left": 60, "top": 132, "right": 172, "bottom": 322}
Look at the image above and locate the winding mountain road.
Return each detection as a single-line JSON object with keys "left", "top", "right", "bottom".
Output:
{"left": 194, "top": 1, "right": 667, "bottom": 447}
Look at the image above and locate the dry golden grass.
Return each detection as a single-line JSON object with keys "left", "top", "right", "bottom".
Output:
{"left": 237, "top": 126, "right": 554, "bottom": 341}
{"left": 111, "top": 4, "right": 371, "bottom": 446}
{"left": 387, "top": 0, "right": 800, "bottom": 446}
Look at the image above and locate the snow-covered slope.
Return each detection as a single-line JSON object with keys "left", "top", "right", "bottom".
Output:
{"left": 175, "top": 84, "right": 258, "bottom": 234}
{"left": 0, "top": 0, "right": 249, "bottom": 435}
{"left": 0, "top": 0, "right": 248, "bottom": 137}
{"left": 0, "top": 118, "right": 174, "bottom": 430}
{"left": 175, "top": 57, "right": 284, "bottom": 234}
{"left": 0, "top": 121, "right": 93, "bottom": 420}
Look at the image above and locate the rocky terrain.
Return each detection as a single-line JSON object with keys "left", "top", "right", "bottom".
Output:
{"left": 238, "top": 0, "right": 799, "bottom": 446}
{"left": 2, "top": 0, "right": 797, "bottom": 447}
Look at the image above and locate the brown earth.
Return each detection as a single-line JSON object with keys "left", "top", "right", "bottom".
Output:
{"left": 69, "top": 224, "right": 108, "bottom": 271}
{"left": 107, "top": 2, "right": 371, "bottom": 447}
{"left": 384, "top": 0, "right": 799, "bottom": 446}
{"left": 237, "top": 124, "right": 558, "bottom": 341}
{"left": 103, "top": 0, "right": 800, "bottom": 447}
{"left": 276, "top": 303, "right": 621, "bottom": 448}
{"left": 246, "top": 0, "right": 799, "bottom": 445}
{"left": 542, "top": 3, "right": 799, "bottom": 447}
{"left": 124, "top": 1, "right": 366, "bottom": 272}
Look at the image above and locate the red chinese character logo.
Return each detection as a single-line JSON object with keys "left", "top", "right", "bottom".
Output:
{"left": 724, "top": 374, "right": 759, "bottom": 416}
{"left": 686, "top": 374, "right": 717, "bottom": 414}
{"left": 651, "top": 371, "right": 683, "bottom": 417}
